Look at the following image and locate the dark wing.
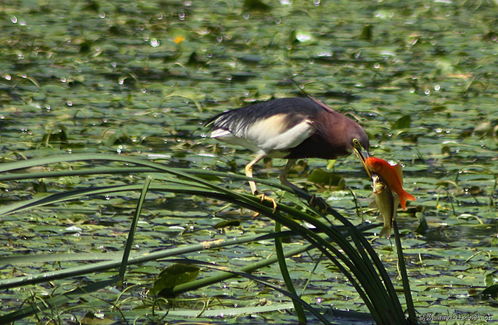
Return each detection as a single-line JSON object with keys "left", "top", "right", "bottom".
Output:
{"left": 206, "top": 97, "right": 328, "bottom": 133}
{"left": 207, "top": 97, "right": 329, "bottom": 153}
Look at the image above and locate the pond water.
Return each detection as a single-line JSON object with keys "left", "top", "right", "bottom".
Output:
{"left": 0, "top": 0, "right": 496, "bottom": 323}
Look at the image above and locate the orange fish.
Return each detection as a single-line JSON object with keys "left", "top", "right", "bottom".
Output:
{"left": 364, "top": 157, "right": 416, "bottom": 210}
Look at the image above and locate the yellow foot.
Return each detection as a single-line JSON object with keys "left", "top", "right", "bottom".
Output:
{"left": 255, "top": 193, "right": 278, "bottom": 213}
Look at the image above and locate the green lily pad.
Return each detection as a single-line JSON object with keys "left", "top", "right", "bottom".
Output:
{"left": 152, "top": 263, "right": 200, "bottom": 297}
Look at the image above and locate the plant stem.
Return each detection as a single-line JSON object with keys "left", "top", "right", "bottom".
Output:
{"left": 274, "top": 222, "right": 307, "bottom": 324}
{"left": 393, "top": 220, "right": 417, "bottom": 324}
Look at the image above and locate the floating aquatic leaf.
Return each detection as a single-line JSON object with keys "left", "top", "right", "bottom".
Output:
{"left": 307, "top": 169, "right": 345, "bottom": 190}
{"left": 243, "top": 0, "right": 271, "bottom": 11}
{"left": 391, "top": 115, "right": 411, "bottom": 129}
{"left": 480, "top": 284, "right": 498, "bottom": 298}
{"left": 290, "top": 30, "right": 315, "bottom": 44}
{"left": 152, "top": 263, "right": 200, "bottom": 297}
{"left": 214, "top": 219, "right": 242, "bottom": 229}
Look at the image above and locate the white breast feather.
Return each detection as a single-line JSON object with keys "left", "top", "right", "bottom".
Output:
{"left": 253, "top": 120, "right": 314, "bottom": 152}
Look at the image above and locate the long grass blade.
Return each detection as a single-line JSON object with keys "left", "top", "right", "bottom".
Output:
{"left": 118, "top": 176, "right": 152, "bottom": 283}
{"left": 0, "top": 233, "right": 283, "bottom": 290}
{"left": 274, "top": 221, "right": 307, "bottom": 323}
{"left": 171, "top": 223, "right": 379, "bottom": 295}
{"left": 282, "top": 192, "right": 406, "bottom": 322}
{"left": 393, "top": 220, "right": 417, "bottom": 324}
{"left": 0, "top": 154, "right": 411, "bottom": 323}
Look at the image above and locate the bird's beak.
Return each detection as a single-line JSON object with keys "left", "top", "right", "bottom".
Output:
{"left": 352, "top": 138, "right": 371, "bottom": 178}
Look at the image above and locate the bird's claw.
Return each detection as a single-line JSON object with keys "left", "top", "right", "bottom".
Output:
{"left": 256, "top": 193, "right": 278, "bottom": 213}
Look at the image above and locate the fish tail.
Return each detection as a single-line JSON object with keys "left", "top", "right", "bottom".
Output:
{"left": 399, "top": 191, "right": 416, "bottom": 210}
{"left": 380, "top": 225, "right": 392, "bottom": 238}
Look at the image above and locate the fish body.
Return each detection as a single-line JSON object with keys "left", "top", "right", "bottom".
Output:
{"left": 372, "top": 175, "right": 398, "bottom": 238}
{"left": 364, "top": 157, "right": 416, "bottom": 210}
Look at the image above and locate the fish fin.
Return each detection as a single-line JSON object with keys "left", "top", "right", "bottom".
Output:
{"left": 399, "top": 190, "right": 416, "bottom": 210}
{"left": 400, "top": 197, "right": 407, "bottom": 210}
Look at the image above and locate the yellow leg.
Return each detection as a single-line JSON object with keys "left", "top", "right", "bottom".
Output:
{"left": 245, "top": 153, "right": 278, "bottom": 213}
{"left": 245, "top": 153, "right": 266, "bottom": 195}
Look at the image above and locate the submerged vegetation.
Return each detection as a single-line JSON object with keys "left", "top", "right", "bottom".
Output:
{"left": 0, "top": 0, "right": 496, "bottom": 323}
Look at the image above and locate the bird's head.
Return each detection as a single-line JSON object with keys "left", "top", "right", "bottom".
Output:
{"left": 352, "top": 137, "right": 371, "bottom": 177}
